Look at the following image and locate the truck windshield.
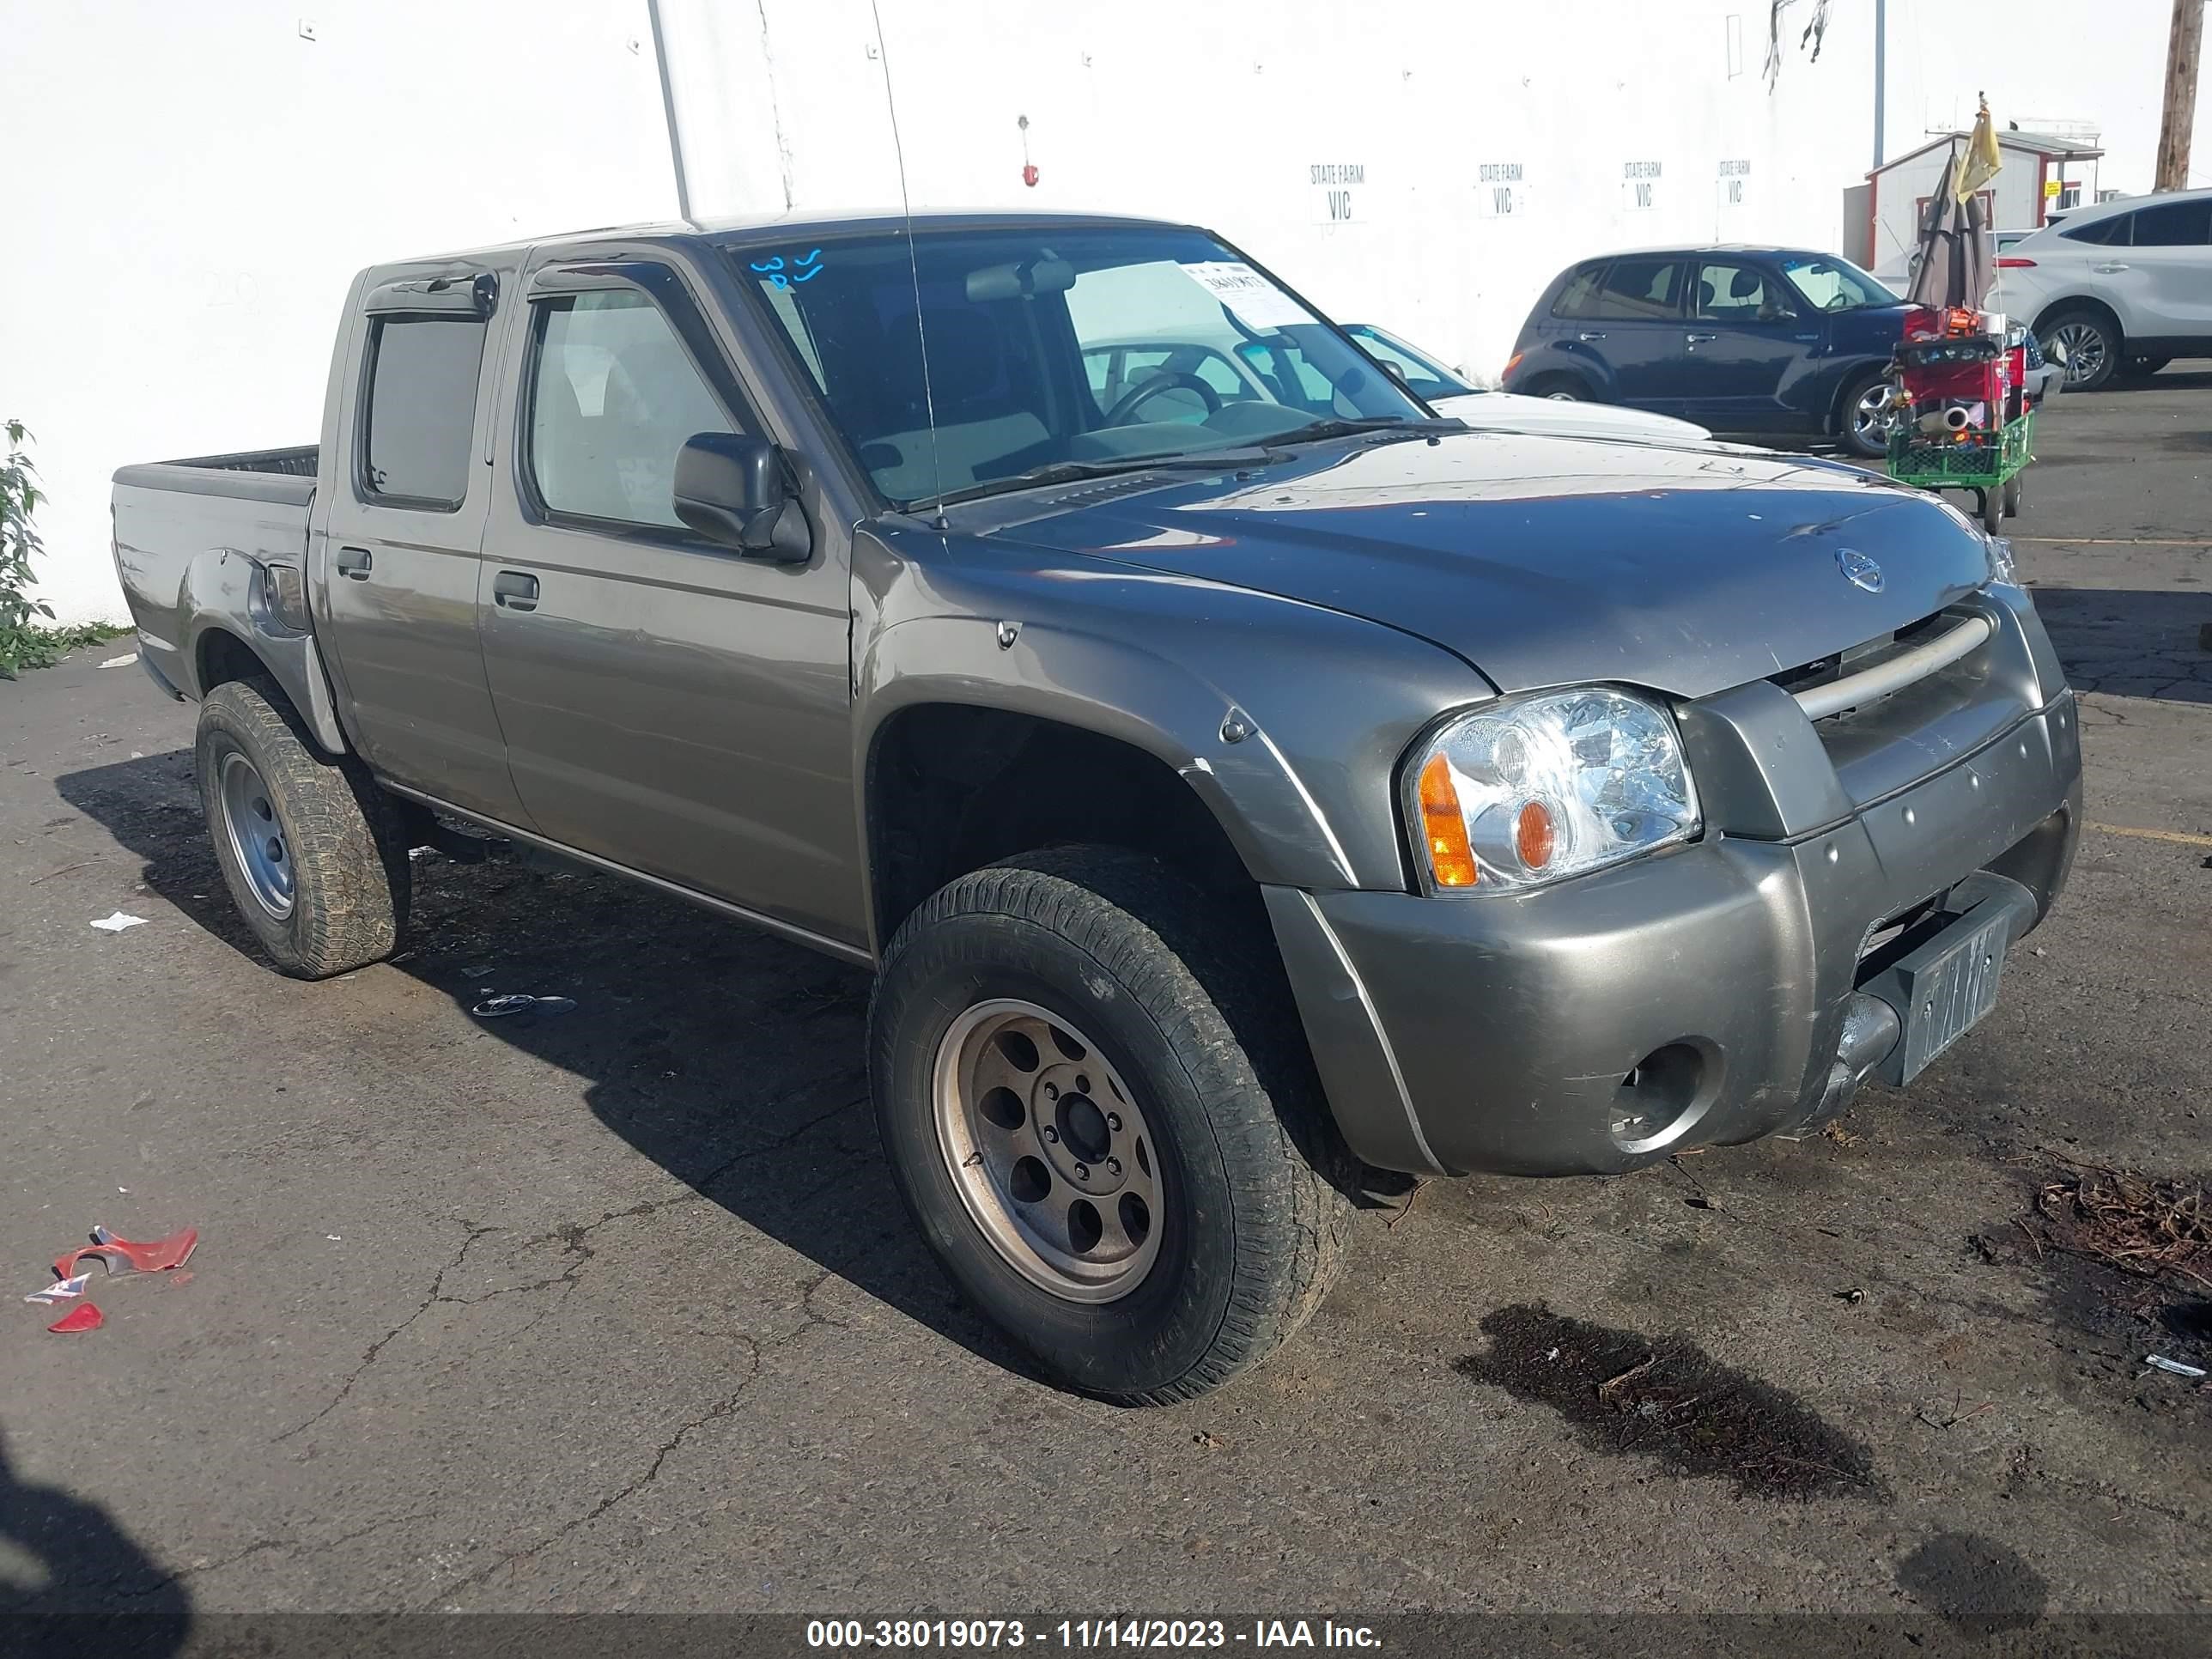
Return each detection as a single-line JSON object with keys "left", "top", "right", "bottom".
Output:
{"left": 730, "top": 226, "right": 1430, "bottom": 508}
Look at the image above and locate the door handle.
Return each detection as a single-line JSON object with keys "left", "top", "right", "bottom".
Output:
{"left": 1686, "top": 332, "right": 1719, "bottom": 343}
{"left": 1577, "top": 331, "right": 1607, "bottom": 343}
{"left": 492, "top": 570, "right": 539, "bottom": 612}
{"left": 335, "top": 546, "right": 373, "bottom": 580}
{"left": 2093, "top": 263, "right": 2130, "bottom": 273}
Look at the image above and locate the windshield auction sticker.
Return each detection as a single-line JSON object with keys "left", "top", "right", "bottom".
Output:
{"left": 1178, "top": 262, "right": 1315, "bottom": 331}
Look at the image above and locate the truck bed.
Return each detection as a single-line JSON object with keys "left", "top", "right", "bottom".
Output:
{"left": 111, "top": 446, "right": 319, "bottom": 705}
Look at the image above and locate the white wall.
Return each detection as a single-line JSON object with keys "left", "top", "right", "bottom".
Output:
{"left": 11, "top": 0, "right": 1881, "bottom": 626}
{"left": 2, "top": 1, "right": 678, "bottom": 628}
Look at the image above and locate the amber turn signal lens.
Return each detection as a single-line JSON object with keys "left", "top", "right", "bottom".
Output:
{"left": 1514, "top": 799, "right": 1556, "bottom": 870}
{"left": 1419, "top": 753, "right": 1479, "bottom": 888}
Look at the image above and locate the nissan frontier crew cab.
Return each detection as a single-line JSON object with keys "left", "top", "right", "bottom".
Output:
{"left": 112, "top": 210, "right": 2081, "bottom": 1403}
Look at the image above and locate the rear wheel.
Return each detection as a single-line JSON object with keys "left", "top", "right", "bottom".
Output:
{"left": 869, "top": 847, "right": 1355, "bottom": 1404}
{"left": 195, "top": 678, "right": 410, "bottom": 978}
{"left": 1979, "top": 486, "right": 2004, "bottom": 534}
{"left": 2002, "top": 472, "right": 2022, "bottom": 519}
{"left": 2044, "top": 310, "right": 2120, "bottom": 391}
{"left": 1522, "top": 374, "right": 1586, "bottom": 401}
{"left": 1839, "top": 371, "right": 1895, "bottom": 459}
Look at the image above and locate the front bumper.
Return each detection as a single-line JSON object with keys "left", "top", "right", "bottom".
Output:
{"left": 1267, "top": 681, "right": 2081, "bottom": 1178}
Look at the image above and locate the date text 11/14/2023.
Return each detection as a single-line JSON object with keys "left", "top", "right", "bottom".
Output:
{"left": 805, "top": 1620, "right": 1382, "bottom": 1649}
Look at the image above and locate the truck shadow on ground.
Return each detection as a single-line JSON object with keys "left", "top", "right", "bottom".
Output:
{"left": 54, "top": 750, "right": 1034, "bottom": 1383}
{"left": 2030, "top": 586, "right": 2212, "bottom": 707}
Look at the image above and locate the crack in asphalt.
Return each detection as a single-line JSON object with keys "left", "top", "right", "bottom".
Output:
{"left": 270, "top": 1222, "right": 499, "bottom": 1444}
{"left": 419, "top": 1261, "right": 865, "bottom": 1607}
{"left": 266, "top": 1091, "right": 866, "bottom": 1449}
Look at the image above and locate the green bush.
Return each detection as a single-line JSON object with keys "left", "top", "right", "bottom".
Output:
{"left": 0, "top": 422, "right": 128, "bottom": 678}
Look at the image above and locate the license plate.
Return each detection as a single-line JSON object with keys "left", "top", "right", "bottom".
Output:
{"left": 1885, "top": 904, "right": 2014, "bottom": 1085}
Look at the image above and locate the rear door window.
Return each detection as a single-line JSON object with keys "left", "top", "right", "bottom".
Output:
{"left": 1585, "top": 259, "right": 1683, "bottom": 320}
{"left": 362, "top": 318, "right": 487, "bottom": 507}
{"left": 2128, "top": 199, "right": 2212, "bottom": 246}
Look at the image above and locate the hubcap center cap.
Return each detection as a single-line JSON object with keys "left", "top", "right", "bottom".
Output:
{"left": 1058, "top": 1094, "right": 1110, "bottom": 1163}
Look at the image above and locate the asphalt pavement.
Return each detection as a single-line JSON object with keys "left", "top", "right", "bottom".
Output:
{"left": 2, "top": 375, "right": 2207, "bottom": 1645}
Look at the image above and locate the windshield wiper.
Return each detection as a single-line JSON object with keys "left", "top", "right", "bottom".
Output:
{"left": 930, "top": 448, "right": 1285, "bottom": 507}
{"left": 1274, "top": 416, "right": 1462, "bottom": 446}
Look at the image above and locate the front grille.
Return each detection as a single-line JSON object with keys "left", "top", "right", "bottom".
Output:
{"left": 1770, "top": 610, "right": 1957, "bottom": 705}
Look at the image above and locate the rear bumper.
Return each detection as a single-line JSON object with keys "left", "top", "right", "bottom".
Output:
{"left": 1268, "top": 693, "right": 2081, "bottom": 1177}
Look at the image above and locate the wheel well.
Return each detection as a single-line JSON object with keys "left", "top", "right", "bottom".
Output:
{"left": 2033, "top": 296, "right": 2123, "bottom": 347}
{"left": 1828, "top": 362, "right": 1890, "bottom": 433}
{"left": 195, "top": 628, "right": 267, "bottom": 697}
{"left": 866, "top": 705, "right": 1259, "bottom": 947}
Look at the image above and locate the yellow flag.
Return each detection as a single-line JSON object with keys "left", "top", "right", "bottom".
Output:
{"left": 1955, "top": 101, "right": 2002, "bottom": 201}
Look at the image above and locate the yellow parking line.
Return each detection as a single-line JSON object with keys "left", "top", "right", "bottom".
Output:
{"left": 2085, "top": 821, "right": 2212, "bottom": 848}
{"left": 2014, "top": 537, "right": 2212, "bottom": 548}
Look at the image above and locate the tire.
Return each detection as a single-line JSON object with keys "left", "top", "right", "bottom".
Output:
{"left": 1522, "top": 374, "right": 1586, "bottom": 401}
{"left": 1838, "top": 370, "right": 1894, "bottom": 459}
{"left": 869, "top": 847, "right": 1356, "bottom": 1404}
{"left": 2043, "top": 309, "right": 2120, "bottom": 391}
{"left": 2002, "top": 472, "right": 2022, "bottom": 519}
{"left": 1979, "top": 486, "right": 2004, "bottom": 535}
{"left": 195, "top": 677, "right": 410, "bottom": 979}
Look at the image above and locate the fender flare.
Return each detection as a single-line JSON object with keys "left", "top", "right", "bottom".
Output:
{"left": 176, "top": 547, "right": 350, "bottom": 756}
{"left": 855, "top": 586, "right": 1488, "bottom": 905}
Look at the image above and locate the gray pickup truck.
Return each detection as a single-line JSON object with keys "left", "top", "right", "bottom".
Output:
{"left": 112, "top": 210, "right": 2081, "bottom": 1402}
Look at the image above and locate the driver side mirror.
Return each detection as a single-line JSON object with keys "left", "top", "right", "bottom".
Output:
{"left": 673, "top": 433, "right": 809, "bottom": 562}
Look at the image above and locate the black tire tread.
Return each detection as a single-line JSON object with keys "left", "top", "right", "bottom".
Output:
{"left": 876, "top": 847, "right": 1355, "bottom": 1405}
{"left": 196, "top": 677, "right": 409, "bottom": 979}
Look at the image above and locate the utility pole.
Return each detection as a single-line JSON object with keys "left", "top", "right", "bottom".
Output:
{"left": 1873, "top": 0, "right": 1887, "bottom": 170}
{"left": 2154, "top": 0, "right": 2203, "bottom": 191}
{"left": 645, "top": 0, "right": 696, "bottom": 225}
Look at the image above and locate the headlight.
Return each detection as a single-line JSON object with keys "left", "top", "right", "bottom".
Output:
{"left": 1404, "top": 689, "right": 1699, "bottom": 895}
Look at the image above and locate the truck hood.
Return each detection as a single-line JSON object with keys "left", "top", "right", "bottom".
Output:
{"left": 981, "top": 428, "right": 1993, "bottom": 700}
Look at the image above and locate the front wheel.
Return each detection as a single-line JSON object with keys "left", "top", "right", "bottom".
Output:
{"left": 2002, "top": 472, "right": 2022, "bottom": 519}
{"left": 1840, "top": 372, "right": 1896, "bottom": 459}
{"left": 195, "top": 678, "right": 410, "bottom": 978}
{"left": 869, "top": 848, "right": 1354, "bottom": 1404}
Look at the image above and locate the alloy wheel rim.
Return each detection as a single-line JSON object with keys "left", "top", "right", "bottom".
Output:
{"left": 2052, "top": 323, "right": 2106, "bottom": 386}
{"left": 933, "top": 999, "right": 1163, "bottom": 1304}
{"left": 217, "top": 751, "right": 294, "bottom": 919}
{"left": 1853, "top": 381, "right": 1895, "bottom": 445}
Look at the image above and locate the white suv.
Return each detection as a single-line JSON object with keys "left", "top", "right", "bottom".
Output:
{"left": 1991, "top": 188, "right": 2212, "bottom": 390}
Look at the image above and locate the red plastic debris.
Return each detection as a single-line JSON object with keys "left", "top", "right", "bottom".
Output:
{"left": 47, "top": 1304, "right": 104, "bottom": 1334}
{"left": 54, "top": 1225, "right": 198, "bottom": 1281}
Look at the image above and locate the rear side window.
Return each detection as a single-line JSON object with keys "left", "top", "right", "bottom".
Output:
{"left": 1551, "top": 264, "right": 1607, "bottom": 318}
{"left": 2059, "top": 214, "right": 2128, "bottom": 246}
{"left": 2129, "top": 198, "right": 2211, "bottom": 246}
{"left": 1584, "top": 258, "right": 1682, "bottom": 320}
{"left": 362, "top": 318, "right": 487, "bottom": 507}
